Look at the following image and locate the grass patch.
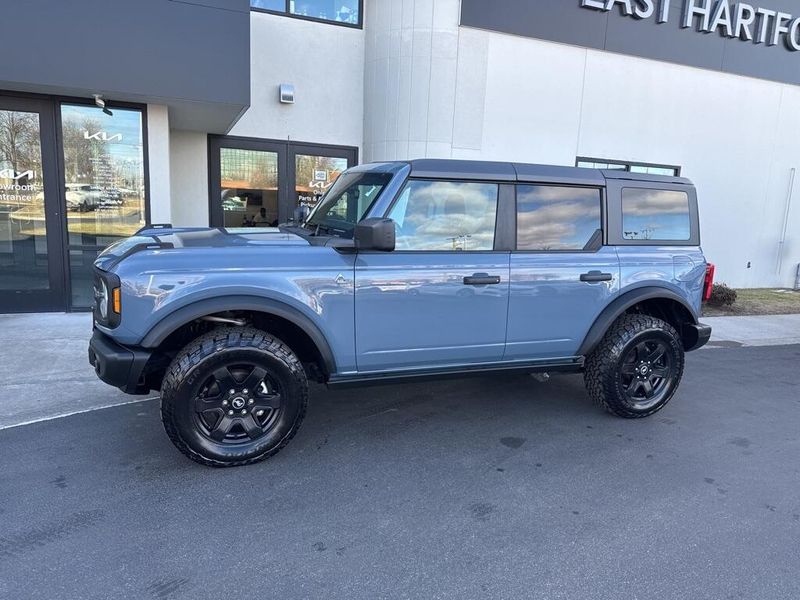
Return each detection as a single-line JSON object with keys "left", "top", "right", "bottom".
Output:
{"left": 704, "top": 288, "right": 800, "bottom": 316}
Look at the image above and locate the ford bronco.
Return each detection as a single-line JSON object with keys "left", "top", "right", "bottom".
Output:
{"left": 89, "top": 160, "right": 713, "bottom": 467}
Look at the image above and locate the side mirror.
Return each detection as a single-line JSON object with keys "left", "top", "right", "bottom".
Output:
{"left": 354, "top": 218, "right": 395, "bottom": 252}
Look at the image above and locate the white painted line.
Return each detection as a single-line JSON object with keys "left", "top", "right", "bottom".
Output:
{"left": 0, "top": 396, "right": 159, "bottom": 431}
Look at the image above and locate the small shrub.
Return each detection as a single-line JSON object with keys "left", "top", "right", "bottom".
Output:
{"left": 708, "top": 283, "right": 737, "bottom": 306}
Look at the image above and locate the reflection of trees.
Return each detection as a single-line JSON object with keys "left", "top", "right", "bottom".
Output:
{"left": 62, "top": 117, "right": 106, "bottom": 184}
{"left": 0, "top": 110, "right": 41, "bottom": 182}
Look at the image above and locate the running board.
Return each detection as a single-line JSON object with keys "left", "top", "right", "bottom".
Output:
{"left": 327, "top": 357, "right": 584, "bottom": 388}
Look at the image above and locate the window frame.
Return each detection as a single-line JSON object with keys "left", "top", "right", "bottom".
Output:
{"left": 381, "top": 177, "right": 507, "bottom": 253}
{"left": 605, "top": 180, "right": 700, "bottom": 247}
{"left": 576, "top": 156, "right": 681, "bottom": 177}
{"left": 513, "top": 183, "right": 606, "bottom": 254}
{"left": 250, "top": 0, "right": 364, "bottom": 29}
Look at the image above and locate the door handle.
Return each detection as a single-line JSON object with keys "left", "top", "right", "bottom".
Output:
{"left": 580, "top": 271, "right": 613, "bottom": 283}
{"left": 464, "top": 273, "right": 501, "bottom": 285}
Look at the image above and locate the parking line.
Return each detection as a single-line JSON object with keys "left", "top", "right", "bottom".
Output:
{"left": 0, "top": 396, "right": 160, "bottom": 431}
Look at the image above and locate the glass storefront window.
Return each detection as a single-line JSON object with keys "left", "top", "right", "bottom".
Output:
{"left": 295, "top": 154, "right": 347, "bottom": 212}
{"left": 61, "top": 104, "right": 146, "bottom": 247}
{"left": 250, "top": 0, "right": 361, "bottom": 26}
{"left": 220, "top": 148, "right": 280, "bottom": 228}
{"left": 0, "top": 109, "right": 49, "bottom": 291}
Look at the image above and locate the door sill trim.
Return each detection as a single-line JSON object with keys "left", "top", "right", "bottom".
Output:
{"left": 327, "top": 356, "right": 584, "bottom": 388}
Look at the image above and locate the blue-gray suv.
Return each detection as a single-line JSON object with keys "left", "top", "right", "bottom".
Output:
{"left": 89, "top": 160, "right": 713, "bottom": 467}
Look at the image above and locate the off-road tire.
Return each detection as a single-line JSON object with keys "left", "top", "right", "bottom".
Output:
{"left": 161, "top": 327, "right": 308, "bottom": 467}
{"left": 584, "top": 314, "right": 684, "bottom": 418}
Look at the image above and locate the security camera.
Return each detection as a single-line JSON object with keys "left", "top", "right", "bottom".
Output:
{"left": 93, "top": 94, "right": 113, "bottom": 117}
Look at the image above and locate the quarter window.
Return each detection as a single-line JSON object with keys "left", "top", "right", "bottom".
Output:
{"left": 621, "top": 188, "right": 691, "bottom": 241}
{"left": 387, "top": 180, "right": 498, "bottom": 251}
{"left": 516, "top": 185, "right": 601, "bottom": 251}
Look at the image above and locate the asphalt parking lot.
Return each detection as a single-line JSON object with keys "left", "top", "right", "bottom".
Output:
{"left": 1, "top": 344, "right": 799, "bottom": 600}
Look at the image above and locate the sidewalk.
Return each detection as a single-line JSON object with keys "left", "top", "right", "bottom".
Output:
{"left": 0, "top": 311, "right": 798, "bottom": 429}
{"left": 0, "top": 312, "right": 152, "bottom": 429}
{"left": 702, "top": 314, "right": 800, "bottom": 348}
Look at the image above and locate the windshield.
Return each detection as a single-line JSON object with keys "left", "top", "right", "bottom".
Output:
{"left": 305, "top": 171, "right": 393, "bottom": 236}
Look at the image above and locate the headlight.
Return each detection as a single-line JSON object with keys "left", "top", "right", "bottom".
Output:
{"left": 98, "top": 279, "right": 109, "bottom": 320}
{"left": 93, "top": 269, "right": 121, "bottom": 328}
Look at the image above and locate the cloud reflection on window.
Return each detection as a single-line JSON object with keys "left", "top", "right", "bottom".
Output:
{"left": 516, "top": 185, "right": 601, "bottom": 251}
{"left": 388, "top": 180, "right": 498, "bottom": 251}
{"left": 622, "top": 188, "right": 690, "bottom": 241}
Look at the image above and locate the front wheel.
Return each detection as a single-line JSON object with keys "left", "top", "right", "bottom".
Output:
{"left": 584, "top": 314, "right": 684, "bottom": 418}
{"left": 161, "top": 327, "right": 308, "bottom": 467}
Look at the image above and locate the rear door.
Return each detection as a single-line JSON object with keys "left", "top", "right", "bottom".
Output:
{"left": 354, "top": 179, "right": 512, "bottom": 372}
{"left": 505, "top": 183, "right": 620, "bottom": 360}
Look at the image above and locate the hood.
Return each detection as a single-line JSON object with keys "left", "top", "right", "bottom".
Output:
{"left": 94, "top": 226, "right": 309, "bottom": 271}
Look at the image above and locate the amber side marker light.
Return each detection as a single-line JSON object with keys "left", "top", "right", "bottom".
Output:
{"left": 112, "top": 287, "right": 121, "bottom": 314}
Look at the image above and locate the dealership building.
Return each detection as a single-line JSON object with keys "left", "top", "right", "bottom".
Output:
{"left": 0, "top": 0, "right": 798, "bottom": 313}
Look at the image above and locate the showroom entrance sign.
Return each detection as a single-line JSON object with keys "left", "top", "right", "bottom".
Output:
{"left": 581, "top": 0, "right": 800, "bottom": 50}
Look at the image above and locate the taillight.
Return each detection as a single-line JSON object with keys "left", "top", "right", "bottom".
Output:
{"left": 703, "top": 263, "right": 715, "bottom": 302}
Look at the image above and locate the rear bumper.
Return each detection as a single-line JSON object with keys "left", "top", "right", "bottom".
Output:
{"left": 88, "top": 330, "right": 152, "bottom": 394}
{"left": 683, "top": 322, "right": 712, "bottom": 352}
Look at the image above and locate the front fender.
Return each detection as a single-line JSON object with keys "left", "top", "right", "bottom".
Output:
{"left": 138, "top": 295, "right": 337, "bottom": 375}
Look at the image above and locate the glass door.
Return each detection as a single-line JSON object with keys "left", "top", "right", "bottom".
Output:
{"left": 0, "top": 96, "right": 65, "bottom": 313}
{"left": 209, "top": 137, "right": 357, "bottom": 228}
{"left": 59, "top": 103, "right": 147, "bottom": 308}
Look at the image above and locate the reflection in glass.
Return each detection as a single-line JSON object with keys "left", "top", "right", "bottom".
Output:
{"left": 220, "top": 148, "right": 279, "bottom": 228}
{"left": 295, "top": 154, "right": 347, "bottom": 212}
{"left": 516, "top": 185, "right": 601, "bottom": 251}
{"left": 289, "top": 0, "right": 359, "bottom": 23}
{"left": 251, "top": 0, "right": 285, "bottom": 10}
{"left": 622, "top": 188, "right": 691, "bottom": 241}
{"left": 388, "top": 181, "right": 498, "bottom": 251}
{"left": 0, "top": 109, "right": 49, "bottom": 291}
{"left": 61, "top": 104, "right": 146, "bottom": 247}
{"left": 69, "top": 248, "right": 100, "bottom": 307}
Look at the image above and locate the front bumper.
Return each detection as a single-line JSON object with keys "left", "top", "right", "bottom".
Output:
{"left": 683, "top": 322, "right": 712, "bottom": 352}
{"left": 88, "top": 330, "right": 152, "bottom": 394}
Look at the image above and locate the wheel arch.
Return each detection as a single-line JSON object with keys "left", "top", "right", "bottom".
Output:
{"left": 578, "top": 287, "right": 699, "bottom": 356}
{"left": 140, "top": 295, "right": 337, "bottom": 377}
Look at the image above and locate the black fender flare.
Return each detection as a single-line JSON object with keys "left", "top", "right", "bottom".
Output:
{"left": 139, "top": 295, "right": 337, "bottom": 375}
{"left": 577, "top": 287, "right": 699, "bottom": 356}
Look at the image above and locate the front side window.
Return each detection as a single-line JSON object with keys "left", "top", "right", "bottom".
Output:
{"left": 387, "top": 180, "right": 498, "bottom": 251}
{"left": 516, "top": 185, "right": 601, "bottom": 251}
{"left": 621, "top": 188, "right": 691, "bottom": 241}
{"left": 305, "top": 171, "right": 391, "bottom": 236}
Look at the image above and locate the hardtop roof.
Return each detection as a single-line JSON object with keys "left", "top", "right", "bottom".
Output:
{"left": 389, "top": 158, "right": 692, "bottom": 186}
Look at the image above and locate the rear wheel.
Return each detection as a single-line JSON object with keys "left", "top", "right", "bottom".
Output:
{"left": 161, "top": 327, "right": 308, "bottom": 467}
{"left": 584, "top": 314, "right": 684, "bottom": 418}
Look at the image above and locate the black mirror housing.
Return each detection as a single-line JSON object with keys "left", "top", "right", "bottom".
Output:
{"left": 354, "top": 218, "right": 395, "bottom": 252}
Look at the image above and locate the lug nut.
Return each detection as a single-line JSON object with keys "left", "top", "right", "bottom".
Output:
{"left": 248, "top": 399, "right": 254, "bottom": 405}
{"left": 222, "top": 400, "right": 228, "bottom": 407}
{"left": 243, "top": 389, "right": 248, "bottom": 394}
{"left": 228, "top": 410, "right": 234, "bottom": 416}
{"left": 229, "top": 389, "right": 235, "bottom": 395}
{"left": 241, "top": 409, "right": 247, "bottom": 415}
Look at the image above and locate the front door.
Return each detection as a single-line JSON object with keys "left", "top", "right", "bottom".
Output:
{"left": 209, "top": 136, "right": 357, "bottom": 228}
{"left": 0, "top": 96, "right": 65, "bottom": 312}
{"left": 355, "top": 179, "right": 510, "bottom": 372}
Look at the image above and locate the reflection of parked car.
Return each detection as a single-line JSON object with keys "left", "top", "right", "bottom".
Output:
{"left": 221, "top": 195, "right": 247, "bottom": 212}
{"left": 66, "top": 184, "right": 104, "bottom": 212}
{"left": 90, "top": 160, "right": 713, "bottom": 468}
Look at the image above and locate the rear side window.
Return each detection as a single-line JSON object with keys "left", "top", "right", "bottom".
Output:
{"left": 387, "top": 180, "right": 498, "bottom": 251}
{"left": 621, "top": 188, "right": 691, "bottom": 241}
{"left": 516, "top": 185, "right": 601, "bottom": 251}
